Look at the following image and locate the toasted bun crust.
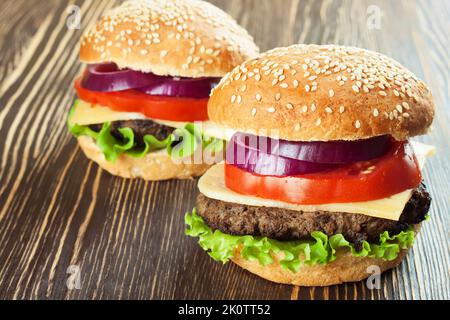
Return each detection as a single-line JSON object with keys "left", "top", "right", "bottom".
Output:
{"left": 208, "top": 45, "right": 435, "bottom": 141}
{"left": 78, "top": 136, "right": 211, "bottom": 180}
{"left": 80, "top": 0, "right": 259, "bottom": 78}
{"left": 232, "top": 247, "right": 409, "bottom": 286}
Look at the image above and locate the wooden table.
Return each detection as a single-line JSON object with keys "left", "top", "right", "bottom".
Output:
{"left": 0, "top": 0, "right": 448, "bottom": 300}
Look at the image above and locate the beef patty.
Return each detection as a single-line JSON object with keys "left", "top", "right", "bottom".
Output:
{"left": 90, "top": 120, "right": 175, "bottom": 147}
{"left": 196, "top": 183, "right": 431, "bottom": 245}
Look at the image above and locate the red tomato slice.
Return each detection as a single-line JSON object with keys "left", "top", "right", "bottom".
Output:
{"left": 225, "top": 141, "right": 422, "bottom": 204}
{"left": 74, "top": 78, "right": 209, "bottom": 122}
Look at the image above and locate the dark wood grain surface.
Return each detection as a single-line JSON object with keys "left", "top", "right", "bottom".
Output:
{"left": 0, "top": 0, "right": 449, "bottom": 300}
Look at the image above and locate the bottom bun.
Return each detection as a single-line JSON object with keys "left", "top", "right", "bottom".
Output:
{"left": 232, "top": 220, "right": 421, "bottom": 287}
{"left": 232, "top": 247, "right": 409, "bottom": 287}
{"left": 78, "top": 136, "right": 212, "bottom": 181}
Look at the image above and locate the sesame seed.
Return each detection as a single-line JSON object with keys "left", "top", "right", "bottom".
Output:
{"left": 160, "top": 50, "right": 168, "bottom": 58}
{"left": 373, "top": 108, "right": 379, "bottom": 117}
{"left": 302, "top": 105, "right": 308, "bottom": 113}
{"left": 403, "top": 113, "right": 410, "bottom": 118}
{"left": 311, "top": 103, "right": 317, "bottom": 112}
{"left": 393, "top": 110, "right": 399, "bottom": 118}
{"left": 231, "top": 95, "right": 236, "bottom": 103}
{"left": 396, "top": 105, "right": 403, "bottom": 113}
{"left": 241, "top": 85, "right": 247, "bottom": 92}
{"left": 316, "top": 118, "right": 322, "bottom": 126}
{"left": 305, "top": 85, "right": 310, "bottom": 92}
{"left": 255, "top": 74, "right": 261, "bottom": 81}
{"left": 251, "top": 108, "right": 257, "bottom": 116}
{"left": 379, "top": 91, "right": 387, "bottom": 96}
{"left": 294, "top": 124, "right": 301, "bottom": 131}
{"left": 140, "top": 49, "right": 148, "bottom": 55}
{"left": 280, "top": 83, "right": 289, "bottom": 89}
{"left": 275, "top": 93, "right": 281, "bottom": 101}
{"left": 352, "top": 85, "right": 360, "bottom": 93}
{"left": 272, "top": 79, "right": 278, "bottom": 86}
{"left": 267, "top": 107, "right": 276, "bottom": 113}
{"left": 237, "top": 95, "right": 242, "bottom": 104}
{"left": 293, "top": 80, "right": 299, "bottom": 88}
{"left": 402, "top": 102, "right": 410, "bottom": 110}
{"left": 339, "top": 106, "right": 345, "bottom": 113}
{"left": 256, "top": 94, "right": 262, "bottom": 101}
{"left": 329, "top": 89, "right": 335, "bottom": 97}
{"left": 325, "top": 107, "right": 333, "bottom": 113}
{"left": 355, "top": 120, "right": 361, "bottom": 129}
{"left": 286, "top": 103, "right": 294, "bottom": 110}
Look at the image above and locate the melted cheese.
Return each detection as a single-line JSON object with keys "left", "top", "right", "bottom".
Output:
{"left": 198, "top": 142, "right": 435, "bottom": 221}
{"left": 70, "top": 100, "right": 237, "bottom": 139}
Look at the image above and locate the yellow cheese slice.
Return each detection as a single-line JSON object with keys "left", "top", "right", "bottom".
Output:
{"left": 70, "top": 100, "right": 148, "bottom": 125}
{"left": 198, "top": 141, "right": 435, "bottom": 221}
{"left": 70, "top": 99, "right": 237, "bottom": 139}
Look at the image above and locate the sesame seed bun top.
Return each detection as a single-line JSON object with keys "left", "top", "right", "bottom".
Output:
{"left": 80, "top": 0, "right": 259, "bottom": 78}
{"left": 208, "top": 44, "right": 435, "bottom": 141}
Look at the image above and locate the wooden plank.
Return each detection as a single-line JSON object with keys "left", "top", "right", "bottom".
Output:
{"left": 0, "top": 0, "right": 448, "bottom": 300}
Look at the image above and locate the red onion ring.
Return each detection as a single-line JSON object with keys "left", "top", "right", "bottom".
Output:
{"left": 81, "top": 63, "right": 161, "bottom": 92}
{"left": 81, "top": 63, "right": 220, "bottom": 99}
{"left": 136, "top": 77, "right": 220, "bottom": 99}
{"left": 226, "top": 134, "right": 341, "bottom": 176}
{"left": 229, "top": 132, "right": 391, "bottom": 164}
{"left": 226, "top": 132, "right": 393, "bottom": 176}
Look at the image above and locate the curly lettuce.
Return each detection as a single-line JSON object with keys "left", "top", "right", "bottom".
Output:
{"left": 185, "top": 209, "right": 416, "bottom": 273}
{"left": 68, "top": 100, "right": 224, "bottom": 163}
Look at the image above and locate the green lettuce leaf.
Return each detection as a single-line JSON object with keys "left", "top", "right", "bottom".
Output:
{"left": 67, "top": 99, "right": 224, "bottom": 163}
{"left": 185, "top": 209, "right": 416, "bottom": 273}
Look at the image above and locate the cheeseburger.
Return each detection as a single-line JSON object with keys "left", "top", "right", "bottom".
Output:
{"left": 67, "top": 0, "right": 258, "bottom": 180}
{"left": 186, "top": 44, "right": 435, "bottom": 286}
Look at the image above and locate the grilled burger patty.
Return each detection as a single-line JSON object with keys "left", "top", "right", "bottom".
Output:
{"left": 90, "top": 120, "right": 175, "bottom": 147}
{"left": 196, "top": 183, "right": 431, "bottom": 245}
